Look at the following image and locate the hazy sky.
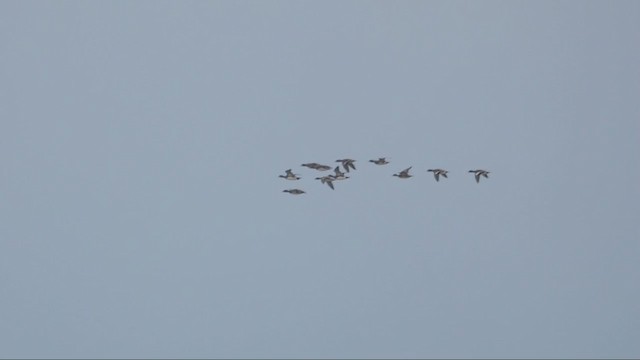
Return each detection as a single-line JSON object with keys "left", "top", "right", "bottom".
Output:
{"left": 1, "top": 1, "right": 639, "bottom": 358}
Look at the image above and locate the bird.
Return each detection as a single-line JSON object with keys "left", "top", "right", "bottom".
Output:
{"left": 336, "top": 159, "right": 356, "bottom": 172}
{"left": 301, "top": 162, "right": 320, "bottom": 169}
{"left": 369, "top": 157, "right": 389, "bottom": 165}
{"left": 393, "top": 167, "right": 413, "bottom": 178}
{"left": 283, "top": 189, "right": 305, "bottom": 195}
{"left": 468, "top": 169, "right": 490, "bottom": 183}
{"left": 279, "top": 169, "right": 300, "bottom": 180}
{"left": 301, "top": 163, "right": 331, "bottom": 171}
{"left": 427, "top": 169, "right": 448, "bottom": 182}
{"left": 315, "top": 176, "right": 335, "bottom": 190}
{"left": 331, "top": 166, "right": 349, "bottom": 180}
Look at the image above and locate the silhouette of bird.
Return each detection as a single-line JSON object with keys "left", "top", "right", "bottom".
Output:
{"left": 468, "top": 169, "right": 490, "bottom": 183}
{"left": 279, "top": 169, "right": 300, "bottom": 180}
{"left": 315, "top": 176, "right": 335, "bottom": 190}
{"left": 427, "top": 169, "right": 448, "bottom": 182}
{"left": 302, "top": 163, "right": 331, "bottom": 171}
{"left": 331, "top": 166, "right": 349, "bottom": 180}
{"left": 369, "top": 157, "right": 389, "bottom": 165}
{"left": 393, "top": 167, "right": 413, "bottom": 178}
{"left": 336, "top": 159, "right": 356, "bottom": 172}
{"left": 283, "top": 189, "right": 305, "bottom": 195}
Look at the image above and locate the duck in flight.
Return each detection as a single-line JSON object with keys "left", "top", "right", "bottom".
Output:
{"left": 331, "top": 166, "right": 349, "bottom": 180}
{"left": 369, "top": 157, "right": 389, "bottom": 165}
{"left": 302, "top": 163, "right": 331, "bottom": 171}
{"left": 315, "top": 175, "right": 335, "bottom": 190}
{"left": 283, "top": 189, "right": 305, "bottom": 195}
{"left": 336, "top": 159, "right": 356, "bottom": 172}
{"left": 468, "top": 169, "right": 490, "bottom": 183}
{"left": 279, "top": 169, "right": 300, "bottom": 180}
{"left": 427, "top": 169, "right": 448, "bottom": 182}
{"left": 393, "top": 167, "right": 413, "bottom": 179}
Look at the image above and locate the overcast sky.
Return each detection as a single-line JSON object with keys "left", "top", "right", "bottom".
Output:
{"left": 1, "top": 1, "right": 639, "bottom": 358}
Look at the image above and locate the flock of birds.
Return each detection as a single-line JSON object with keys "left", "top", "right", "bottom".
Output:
{"left": 281, "top": 158, "right": 490, "bottom": 195}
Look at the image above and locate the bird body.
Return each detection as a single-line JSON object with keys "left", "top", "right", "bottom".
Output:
{"left": 283, "top": 189, "right": 305, "bottom": 195}
{"left": 427, "top": 168, "right": 448, "bottom": 182}
{"left": 331, "top": 174, "right": 349, "bottom": 181}
{"left": 469, "top": 169, "right": 490, "bottom": 183}
{"left": 302, "top": 163, "right": 332, "bottom": 171}
{"left": 279, "top": 169, "right": 300, "bottom": 180}
{"left": 393, "top": 167, "right": 413, "bottom": 178}
{"left": 336, "top": 159, "right": 356, "bottom": 172}
{"left": 369, "top": 157, "right": 389, "bottom": 165}
{"left": 331, "top": 166, "right": 350, "bottom": 180}
{"left": 315, "top": 176, "right": 335, "bottom": 190}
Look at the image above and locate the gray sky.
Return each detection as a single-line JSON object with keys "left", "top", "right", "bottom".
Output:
{"left": 1, "top": 1, "right": 639, "bottom": 358}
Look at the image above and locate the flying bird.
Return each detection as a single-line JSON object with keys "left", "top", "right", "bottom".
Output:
{"left": 393, "top": 167, "right": 413, "bottom": 179}
{"left": 331, "top": 166, "right": 349, "bottom": 180}
{"left": 302, "top": 163, "right": 331, "bottom": 171}
{"left": 315, "top": 175, "right": 335, "bottom": 190}
{"left": 369, "top": 157, "right": 389, "bottom": 165}
{"left": 283, "top": 189, "right": 306, "bottom": 195}
{"left": 336, "top": 159, "right": 356, "bottom": 172}
{"left": 427, "top": 169, "right": 448, "bottom": 182}
{"left": 279, "top": 169, "right": 300, "bottom": 180}
{"left": 468, "top": 169, "right": 490, "bottom": 183}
